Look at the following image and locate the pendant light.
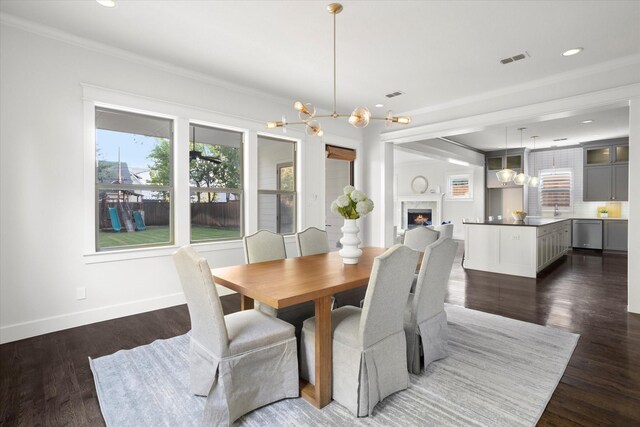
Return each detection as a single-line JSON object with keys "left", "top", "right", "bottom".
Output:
{"left": 529, "top": 136, "right": 539, "bottom": 187}
{"left": 496, "top": 127, "right": 517, "bottom": 185}
{"left": 513, "top": 127, "right": 531, "bottom": 185}
{"left": 266, "top": 3, "right": 410, "bottom": 137}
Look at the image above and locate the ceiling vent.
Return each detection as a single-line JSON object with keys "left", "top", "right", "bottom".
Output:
{"left": 553, "top": 138, "right": 568, "bottom": 142}
{"left": 385, "top": 91, "right": 405, "bottom": 98}
{"left": 500, "top": 52, "right": 530, "bottom": 65}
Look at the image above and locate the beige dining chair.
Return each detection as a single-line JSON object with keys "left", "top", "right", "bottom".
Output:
{"left": 243, "top": 229, "right": 315, "bottom": 334}
{"left": 173, "top": 246, "right": 299, "bottom": 426}
{"left": 296, "top": 226, "right": 330, "bottom": 256}
{"left": 431, "top": 223, "right": 454, "bottom": 240}
{"left": 296, "top": 227, "right": 366, "bottom": 309}
{"left": 403, "top": 226, "right": 440, "bottom": 251}
{"left": 300, "top": 244, "right": 419, "bottom": 417}
{"left": 404, "top": 238, "right": 458, "bottom": 374}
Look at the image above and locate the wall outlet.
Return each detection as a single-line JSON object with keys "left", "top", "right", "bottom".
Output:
{"left": 76, "top": 287, "right": 86, "bottom": 300}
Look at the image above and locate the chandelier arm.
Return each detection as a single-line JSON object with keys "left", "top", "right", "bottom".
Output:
{"left": 314, "top": 113, "right": 350, "bottom": 119}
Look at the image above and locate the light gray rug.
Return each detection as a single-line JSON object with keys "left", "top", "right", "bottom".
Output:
{"left": 90, "top": 304, "right": 578, "bottom": 426}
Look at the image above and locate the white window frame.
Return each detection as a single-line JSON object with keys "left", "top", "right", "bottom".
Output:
{"left": 539, "top": 168, "right": 573, "bottom": 211}
{"left": 82, "top": 85, "right": 260, "bottom": 263}
{"left": 256, "top": 135, "right": 298, "bottom": 235}
{"left": 188, "top": 121, "right": 246, "bottom": 243}
{"left": 446, "top": 173, "right": 473, "bottom": 200}
{"left": 94, "top": 106, "right": 175, "bottom": 252}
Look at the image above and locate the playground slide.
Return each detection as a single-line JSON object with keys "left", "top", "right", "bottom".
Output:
{"left": 108, "top": 207, "right": 122, "bottom": 232}
{"left": 133, "top": 211, "right": 146, "bottom": 231}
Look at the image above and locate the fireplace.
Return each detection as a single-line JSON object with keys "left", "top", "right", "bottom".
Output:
{"left": 407, "top": 209, "right": 432, "bottom": 229}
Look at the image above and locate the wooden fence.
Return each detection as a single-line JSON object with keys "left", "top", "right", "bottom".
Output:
{"left": 141, "top": 200, "right": 240, "bottom": 227}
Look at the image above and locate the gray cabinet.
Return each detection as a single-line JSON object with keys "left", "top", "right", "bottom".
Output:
{"left": 485, "top": 149, "right": 524, "bottom": 189}
{"left": 613, "top": 164, "right": 628, "bottom": 201}
{"left": 582, "top": 139, "right": 629, "bottom": 201}
{"left": 604, "top": 220, "right": 628, "bottom": 251}
{"left": 584, "top": 166, "right": 612, "bottom": 201}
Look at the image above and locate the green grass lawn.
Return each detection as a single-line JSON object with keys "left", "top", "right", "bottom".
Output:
{"left": 98, "top": 225, "right": 240, "bottom": 249}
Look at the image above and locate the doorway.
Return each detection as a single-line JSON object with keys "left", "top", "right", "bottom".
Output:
{"left": 325, "top": 145, "right": 355, "bottom": 251}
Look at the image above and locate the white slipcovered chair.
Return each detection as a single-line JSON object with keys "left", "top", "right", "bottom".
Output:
{"left": 296, "top": 227, "right": 366, "bottom": 309}
{"left": 173, "top": 246, "right": 299, "bottom": 426}
{"left": 296, "top": 226, "right": 330, "bottom": 256}
{"left": 404, "top": 238, "right": 458, "bottom": 374}
{"left": 300, "top": 244, "right": 419, "bottom": 417}
{"left": 431, "top": 223, "right": 454, "bottom": 241}
{"left": 403, "top": 226, "right": 440, "bottom": 251}
{"left": 243, "top": 229, "right": 315, "bottom": 333}
{"left": 243, "top": 229, "right": 287, "bottom": 263}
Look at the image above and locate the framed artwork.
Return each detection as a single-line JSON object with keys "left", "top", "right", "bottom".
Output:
{"left": 446, "top": 174, "right": 473, "bottom": 200}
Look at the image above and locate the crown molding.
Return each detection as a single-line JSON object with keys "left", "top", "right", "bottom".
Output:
{"left": 0, "top": 12, "right": 294, "bottom": 108}
{"left": 401, "top": 53, "right": 640, "bottom": 118}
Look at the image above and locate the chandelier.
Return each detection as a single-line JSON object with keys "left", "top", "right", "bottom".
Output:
{"left": 513, "top": 127, "right": 531, "bottom": 185}
{"left": 528, "top": 136, "right": 539, "bottom": 187}
{"left": 496, "top": 127, "right": 517, "bottom": 185}
{"left": 266, "top": 3, "right": 411, "bottom": 137}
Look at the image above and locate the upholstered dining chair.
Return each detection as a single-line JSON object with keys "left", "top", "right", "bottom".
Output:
{"left": 296, "top": 227, "right": 366, "bottom": 309}
{"left": 243, "top": 229, "right": 315, "bottom": 334}
{"left": 243, "top": 229, "right": 287, "bottom": 263}
{"left": 296, "top": 226, "right": 330, "bottom": 256}
{"left": 404, "top": 238, "right": 458, "bottom": 374}
{"left": 173, "top": 246, "right": 299, "bottom": 426}
{"left": 431, "top": 223, "right": 454, "bottom": 240}
{"left": 403, "top": 226, "right": 440, "bottom": 251}
{"left": 300, "top": 244, "right": 419, "bottom": 417}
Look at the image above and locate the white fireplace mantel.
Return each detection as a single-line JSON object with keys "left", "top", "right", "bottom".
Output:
{"left": 397, "top": 193, "right": 445, "bottom": 229}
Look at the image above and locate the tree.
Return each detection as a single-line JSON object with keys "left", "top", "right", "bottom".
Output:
{"left": 147, "top": 138, "right": 171, "bottom": 200}
{"left": 146, "top": 139, "right": 242, "bottom": 203}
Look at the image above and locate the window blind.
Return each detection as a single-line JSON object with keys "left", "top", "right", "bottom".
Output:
{"left": 540, "top": 170, "right": 572, "bottom": 207}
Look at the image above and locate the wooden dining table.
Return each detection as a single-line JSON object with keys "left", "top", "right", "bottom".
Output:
{"left": 210, "top": 246, "right": 389, "bottom": 409}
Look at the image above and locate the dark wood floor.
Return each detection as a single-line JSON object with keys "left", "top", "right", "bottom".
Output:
{"left": 1, "top": 247, "right": 638, "bottom": 426}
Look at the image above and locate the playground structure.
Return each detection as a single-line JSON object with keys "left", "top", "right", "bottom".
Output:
{"left": 99, "top": 190, "right": 146, "bottom": 233}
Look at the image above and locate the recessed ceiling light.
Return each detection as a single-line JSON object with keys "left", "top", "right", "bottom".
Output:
{"left": 96, "top": 0, "right": 116, "bottom": 7}
{"left": 562, "top": 47, "right": 583, "bottom": 57}
{"left": 375, "top": 104, "right": 384, "bottom": 108}
{"left": 581, "top": 120, "right": 593, "bottom": 124}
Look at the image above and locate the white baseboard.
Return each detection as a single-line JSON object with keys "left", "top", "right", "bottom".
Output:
{"left": 0, "top": 292, "right": 189, "bottom": 344}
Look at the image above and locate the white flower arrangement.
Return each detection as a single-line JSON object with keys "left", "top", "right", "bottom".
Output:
{"left": 331, "top": 186, "right": 374, "bottom": 219}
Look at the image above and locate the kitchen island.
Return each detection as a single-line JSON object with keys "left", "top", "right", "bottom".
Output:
{"left": 463, "top": 217, "right": 571, "bottom": 278}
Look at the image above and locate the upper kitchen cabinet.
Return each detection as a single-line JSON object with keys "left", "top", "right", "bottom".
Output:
{"left": 485, "top": 148, "right": 524, "bottom": 188}
{"left": 582, "top": 138, "right": 629, "bottom": 201}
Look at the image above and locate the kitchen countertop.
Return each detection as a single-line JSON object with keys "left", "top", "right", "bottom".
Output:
{"left": 463, "top": 217, "right": 571, "bottom": 227}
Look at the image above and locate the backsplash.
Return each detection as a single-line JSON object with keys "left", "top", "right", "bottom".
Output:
{"left": 527, "top": 147, "right": 629, "bottom": 218}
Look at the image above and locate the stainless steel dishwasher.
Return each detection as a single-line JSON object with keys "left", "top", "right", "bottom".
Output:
{"left": 572, "top": 220, "right": 603, "bottom": 249}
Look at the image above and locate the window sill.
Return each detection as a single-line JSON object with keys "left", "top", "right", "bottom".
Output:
{"left": 83, "top": 239, "right": 245, "bottom": 264}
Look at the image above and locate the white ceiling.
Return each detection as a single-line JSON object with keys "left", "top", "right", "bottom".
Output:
{"left": 448, "top": 106, "right": 630, "bottom": 151}
{"left": 1, "top": 0, "right": 639, "bottom": 116}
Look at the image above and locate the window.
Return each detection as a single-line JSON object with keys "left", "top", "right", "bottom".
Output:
{"left": 539, "top": 169, "right": 572, "bottom": 209}
{"left": 189, "top": 124, "right": 243, "bottom": 242}
{"left": 258, "top": 136, "right": 296, "bottom": 234}
{"left": 95, "top": 107, "right": 173, "bottom": 251}
{"left": 446, "top": 174, "right": 472, "bottom": 200}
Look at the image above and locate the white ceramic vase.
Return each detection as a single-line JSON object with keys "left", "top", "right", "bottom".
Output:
{"left": 339, "top": 218, "right": 362, "bottom": 264}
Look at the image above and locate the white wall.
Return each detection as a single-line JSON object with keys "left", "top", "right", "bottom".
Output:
{"left": 394, "top": 158, "right": 484, "bottom": 239}
{"left": 0, "top": 23, "right": 360, "bottom": 343}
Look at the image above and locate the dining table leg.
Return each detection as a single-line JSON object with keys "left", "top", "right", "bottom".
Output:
{"left": 301, "top": 295, "right": 332, "bottom": 408}
{"left": 240, "top": 295, "right": 254, "bottom": 310}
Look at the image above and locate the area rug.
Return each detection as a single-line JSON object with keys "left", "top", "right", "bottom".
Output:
{"left": 90, "top": 304, "right": 578, "bottom": 426}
